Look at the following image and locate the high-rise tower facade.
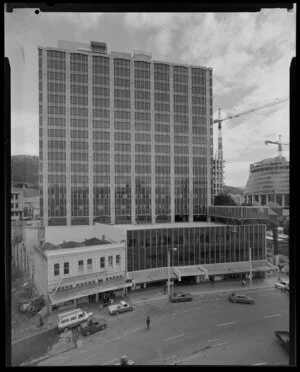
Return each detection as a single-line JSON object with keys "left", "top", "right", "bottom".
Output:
{"left": 39, "top": 41, "right": 213, "bottom": 227}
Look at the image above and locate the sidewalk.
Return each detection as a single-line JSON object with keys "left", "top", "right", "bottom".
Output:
{"left": 127, "top": 276, "right": 279, "bottom": 306}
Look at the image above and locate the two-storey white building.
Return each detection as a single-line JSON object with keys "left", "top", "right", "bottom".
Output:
{"left": 34, "top": 237, "right": 131, "bottom": 313}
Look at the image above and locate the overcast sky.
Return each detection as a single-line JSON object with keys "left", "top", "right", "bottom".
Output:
{"left": 5, "top": 8, "right": 295, "bottom": 187}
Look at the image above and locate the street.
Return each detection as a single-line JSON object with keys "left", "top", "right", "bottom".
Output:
{"left": 35, "top": 287, "right": 289, "bottom": 366}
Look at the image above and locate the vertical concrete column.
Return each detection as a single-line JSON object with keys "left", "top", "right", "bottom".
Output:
{"left": 282, "top": 193, "right": 285, "bottom": 207}
{"left": 88, "top": 53, "right": 94, "bottom": 225}
{"left": 266, "top": 194, "right": 269, "bottom": 204}
{"left": 73, "top": 298, "right": 77, "bottom": 308}
{"left": 206, "top": 68, "right": 213, "bottom": 210}
{"left": 188, "top": 67, "right": 193, "bottom": 222}
{"left": 42, "top": 49, "right": 49, "bottom": 227}
{"left": 169, "top": 65, "right": 175, "bottom": 224}
{"left": 109, "top": 57, "right": 115, "bottom": 224}
{"left": 150, "top": 62, "right": 156, "bottom": 224}
{"left": 65, "top": 52, "right": 71, "bottom": 226}
{"left": 130, "top": 59, "right": 136, "bottom": 224}
{"left": 258, "top": 194, "right": 262, "bottom": 205}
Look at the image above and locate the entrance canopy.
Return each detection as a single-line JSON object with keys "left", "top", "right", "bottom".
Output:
{"left": 49, "top": 277, "right": 132, "bottom": 305}
{"left": 201, "top": 260, "right": 277, "bottom": 276}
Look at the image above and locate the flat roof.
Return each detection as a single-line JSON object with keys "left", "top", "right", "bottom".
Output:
{"left": 111, "top": 221, "right": 226, "bottom": 231}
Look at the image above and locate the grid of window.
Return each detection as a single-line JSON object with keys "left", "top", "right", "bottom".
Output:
{"left": 136, "top": 176, "right": 151, "bottom": 220}
{"left": 127, "top": 225, "right": 265, "bottom": 271}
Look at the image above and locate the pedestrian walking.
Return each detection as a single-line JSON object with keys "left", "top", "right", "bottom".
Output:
{"left": 241, "top": 280, "right": 245, "bottom": 287}
{"left": 146, "top": 315, "right": 150, "bottom": 330}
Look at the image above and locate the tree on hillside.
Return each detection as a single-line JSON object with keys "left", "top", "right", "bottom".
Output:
{"left": 214, "top": 193, "right": 237, "bottom": 206}
{"left": 11, "top": 155, "right": 39, "bottom": 186}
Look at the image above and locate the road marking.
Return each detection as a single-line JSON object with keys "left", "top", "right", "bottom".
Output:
{"left": 208, "top": 338, "right": 221, "bottom": 342}
{"left": 252, "top": 362, "right": 267, "bottom": 366}
{"left": 103, "top": 358, "right": 119, "bottom": 365}
{"left": 216, "top": 321, "right": 236, "bottom": 327}
{"left": 264, "top": 314, "right": 281, "bottom": 318}
{"left": 212, "top": 342, "right": 227, "bottom": 347}
{"left": 163, "top": 333, "right": 184, "bottom": 342}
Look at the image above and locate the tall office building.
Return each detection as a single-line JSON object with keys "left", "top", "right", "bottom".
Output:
{"left": 39, "top": 40, "right": 213, "bottom": 227}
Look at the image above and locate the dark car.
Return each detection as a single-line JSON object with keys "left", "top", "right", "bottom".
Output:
{"left": 80, "top": 317, "right": 107, "bottom": 336}
{"left": 18, "top": 295, "right": 45, "bottom": 316}
{"left": 170, "top": 292, "right": 193, "bottom": 303}
{"left": 229, "top": 292, "right": 254, "bottom": 304}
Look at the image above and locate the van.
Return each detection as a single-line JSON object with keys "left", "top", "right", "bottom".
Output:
{"left": 57, "top": 308, "right": 93, "bottom": 332}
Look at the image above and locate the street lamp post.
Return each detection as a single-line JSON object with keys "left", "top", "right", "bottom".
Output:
{"left": 249, "top": 246, "right": 252, "bottom": 288}
{"left": 168, "top": 247, "right": 177, "bottom": 296}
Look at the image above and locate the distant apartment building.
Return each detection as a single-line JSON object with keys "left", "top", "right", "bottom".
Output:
{"left": 213, "top": 158, "right": 224, "bottom": 197}
{"left": 38, "top": 40, "right": 213, "bottom": 227}
{"left": 23, "top": 188, "right": 40, "bottom": 220}
{"left": 11, "top": 187, "right": 24, "bottom": 221}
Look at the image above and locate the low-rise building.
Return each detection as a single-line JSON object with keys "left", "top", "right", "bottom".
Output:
{"left": 11, "top": 187, "right": 24, "bottom": 221}
{"left": 23, "top": 188, "right": 40, "bottom": 220}
{"left": 33, "top": 238, "right": 130, "bottom": 313}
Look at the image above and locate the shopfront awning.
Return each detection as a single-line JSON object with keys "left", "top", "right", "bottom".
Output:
{"left": 201, "top": 260, "right": 277, "bottom": 276}
{"left": 49, "top": 277, "right": 132, "bottom": 305}
{"left": 127, "top": 267, "right": 177, "bottom": 285}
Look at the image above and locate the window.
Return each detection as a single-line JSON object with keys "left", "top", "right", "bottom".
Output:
{"left": 54, "top": 263, "right": 59, "bottom": 276}
{"left": 116, "top": 255, "right": 121, "bottom": 266}
{"left": 78, "top": 260, "right": 84, "bottom": 272}
{"left": 108, "top": 256, "right": 113, "bottom": 267}
{"left": 87, "top": 259, "right": 93, "bottom": 271}
{"left": 100, "top": 257, "right": 105, "bottom": 268}
{"left": 64, "top": 262, "right": 69, "bottom": 275}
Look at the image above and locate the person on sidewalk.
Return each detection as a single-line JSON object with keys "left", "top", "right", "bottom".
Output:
{"left": 146, "top": 315, "right": 150, "bottom": 330}
{"left": 241, "top": 280, "right": 245, "bottom": 287}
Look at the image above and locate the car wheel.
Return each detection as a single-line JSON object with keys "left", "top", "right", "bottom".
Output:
{"left": 251, "top": 301, "right": 254, "bottom": 305}
{"left": 64, "top": 327, "right": 69, "bottom": 332}
{"left": 233, "top": 300, "right": 236, "bottom": 303}
{"left": 116, "top": 312, "right": 119, "bottom": 315}
{"left": 86, "top": 331, "right": 90, "bottom": 336}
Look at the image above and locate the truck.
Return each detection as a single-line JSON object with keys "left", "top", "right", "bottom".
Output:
{"left": 108, "top": 300, "right": 133, "bottom": 315}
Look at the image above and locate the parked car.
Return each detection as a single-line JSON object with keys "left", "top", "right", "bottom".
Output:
{"left": 170, "top": 292, "right": 193, "bottom": 303}
{"left": 229, "top": 292, "right": 255, "bottom": 304}
{"left": 80, "top": 317, "right": 107, "bottom": 336}
{"left": 18, "top": 295, "right": 45, "bottom": 316}
{"left": 108, "top": 300, "right": 133, "bottom": 315}
{"left": 57, "top": 308, "right": 93, "bottom": 332}
{"left": 275, "top": 280, "right": 289, "bottom": 292}
{"left": 275, "top": 330, "right": 289, "bottom": 352}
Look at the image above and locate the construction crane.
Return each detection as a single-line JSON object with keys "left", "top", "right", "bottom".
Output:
{"left": 212, "top": 96, "right": 288, "bottom": 196}
{"left": 265, "top": 134, "right": 289, "bottom": 158}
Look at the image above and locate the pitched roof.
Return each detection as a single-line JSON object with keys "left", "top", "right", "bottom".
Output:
{"left": 23, "top": 188, "right": 39, "bottom": 198}
{"left": 82, "top": 237, "right": 111, "bottom": 246}
{"left": 59, "top": 241, "right": 85, "bottom": 248}
{"left": 39, "top": 242, "right": 61, "bottom": 252}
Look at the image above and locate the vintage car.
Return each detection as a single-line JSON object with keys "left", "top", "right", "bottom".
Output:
{"left": 108, "top": 300, "right": 133, "bottom": 315}
{"left": 18, "top": 295, "right": 45, "bottom": 316}
{"left": 275, "top": 280, "right": 289, "bottom": 292}
{"left": 80, "top": 317, "right": 107, "bottom": 336}
{"left": 275, "top": 330, "right": 289, "bottom": 352}
{"left": 170, "top": 292, "right": 193, "bottom": 303}
{"left": 115, "top": 356, "right": 135, "bottom": 365}
{"left": 229, "top": 292, "right": 255, "bottom": 304}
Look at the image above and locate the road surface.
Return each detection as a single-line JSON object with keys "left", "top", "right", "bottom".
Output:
{"left": 35, "top": 287, "right": 289, "bottom": 366}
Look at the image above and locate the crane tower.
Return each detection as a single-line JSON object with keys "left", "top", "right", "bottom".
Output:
{"left": 213, "top": 97, "right": 288, "bottom": 197}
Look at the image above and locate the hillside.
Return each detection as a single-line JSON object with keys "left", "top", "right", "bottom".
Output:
{"left": 11, "top": 155, "right": 39, "bottom": 187}
{"left": 223, "top": 185, "right": 244, "bottom": 195}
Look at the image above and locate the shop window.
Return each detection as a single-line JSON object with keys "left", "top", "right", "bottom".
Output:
{"left": 54, "top": 263, "right": 59, "bottom": 276}
{"left": 64, "top": 262, "right": 69, "bottom": 275}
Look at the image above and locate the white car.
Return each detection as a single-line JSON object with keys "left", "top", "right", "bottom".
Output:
{"left": 275, "top": 280, "right": 289, "bottom": 291}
